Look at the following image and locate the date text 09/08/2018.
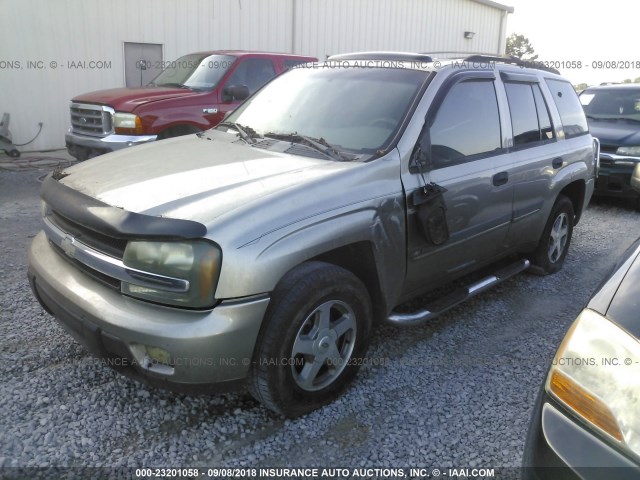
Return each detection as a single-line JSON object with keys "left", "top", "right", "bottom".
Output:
{"left": 134, "top": 467, "right": 497, "bottom": 478}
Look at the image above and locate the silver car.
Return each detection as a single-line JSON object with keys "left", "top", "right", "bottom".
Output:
{"left": 28, "top": 53, "right": 597, "bottom": 417}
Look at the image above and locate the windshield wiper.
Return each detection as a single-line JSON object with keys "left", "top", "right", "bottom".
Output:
{"left": 217, "top": 122, "right": 260, "bottom": 144}
{"left": 264, "top": 132, "right": 347, "bottom": 161}
{"left": 156, "top": 82, "right": 190, "bottom": 89}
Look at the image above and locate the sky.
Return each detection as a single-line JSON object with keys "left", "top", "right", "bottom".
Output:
{"left": 505, "top": 0, "right": 640, "bottom": 86}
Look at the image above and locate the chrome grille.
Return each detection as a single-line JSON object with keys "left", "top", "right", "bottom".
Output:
{"left": 49, "top": 210, "right": 127, "bottom": 258}
{"left": 70, "top": 103, "right": 113, "bottom": 136}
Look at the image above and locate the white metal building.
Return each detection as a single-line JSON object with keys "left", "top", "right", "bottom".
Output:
{"left": 0, "top": 0, "right": 513, "bottom": 151}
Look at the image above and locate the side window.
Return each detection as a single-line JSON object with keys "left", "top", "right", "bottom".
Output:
{"left": 532, "top": 84, "right": 554, "bottom": 140}
{"left": 504, "top": 82, "right": 555, "bottom": 147}
{"left": 225, "top": 58, "right": 277, "bottom": 95}
{"left": 545, "top": 79, "right": 589, "bottom": 138}
{"left": 429, "top": 79, "right": 501, "bottom": 168}
{"left": 505, "top": 83, "right": 540, "bottom": 146}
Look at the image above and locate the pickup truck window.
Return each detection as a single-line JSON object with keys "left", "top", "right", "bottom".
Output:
{"left": 545, "top": 79, "right": 589, "bottom": 139}
{"left": 150, "top": 54, "right": 236, "bottom": 90}
{"left": 226, "top": 66, "right": 428, "bottom": 154}
{"left": 225, "top": 58, "right": 277, "bottom": 94}
{"left": 429, "top": 80, "right": 501, "bottom": 167}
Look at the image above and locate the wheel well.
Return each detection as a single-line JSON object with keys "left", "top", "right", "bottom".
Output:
{"left": 157, "top": 124, "right": 202, "bottom": 140}
{"left": 311, "top": 242, "right": 386, "bottom": 324}
{"left": 559, "top": 180, "right": 586, "bottom": 225}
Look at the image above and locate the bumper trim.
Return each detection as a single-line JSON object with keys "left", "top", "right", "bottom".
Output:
{"left": 66, "top": 129, "right": 157, "bottom": 151}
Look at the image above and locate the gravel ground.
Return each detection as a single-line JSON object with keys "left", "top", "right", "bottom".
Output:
{"left": 2, "top": 159, "right": 640, "bottom": 478}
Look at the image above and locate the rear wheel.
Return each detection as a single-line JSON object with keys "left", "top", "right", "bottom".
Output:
{"left": 531, "top": 195, "right": 574, "bottom": 275}
{"left": 248, "top": 261, "right": 372, "bottom": 417}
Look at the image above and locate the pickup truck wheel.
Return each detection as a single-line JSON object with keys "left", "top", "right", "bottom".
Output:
{"left": 248, "top": 261, "right": 372, "bottom": 417}
{"left": 531, "top": 195, "right": 574, "bottom": 275}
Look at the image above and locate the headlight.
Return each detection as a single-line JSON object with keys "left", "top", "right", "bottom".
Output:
{"left": 616, "top": 146, "right": 640, "bottom": 157}
{"left": 113, "top": 112, "right": 144, "bottom": 135}
{"left": 546, "top": 309, "right": 640, "bottom": 458}
{"left": 121, "top": 240, "right": 221, "bottom": 308}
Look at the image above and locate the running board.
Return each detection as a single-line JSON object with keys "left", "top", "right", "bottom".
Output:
{"left": 385, "top": 259, "right": 530, "bottom": 327}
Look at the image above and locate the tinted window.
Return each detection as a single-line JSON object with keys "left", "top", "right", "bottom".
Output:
{"left": 545, "top": 79, "right": 588, "bottom": 138}
{"left": 429, "top": 80, "right": 501, "bottom": 166}
{"left": 533, "top": 84, "right": 554, "bottom": 140}
{"left": 226, "top": 58, "right": 276, "bottom": 94}
{"left": 505, "top": 83, "right": 540, "bottom": 146}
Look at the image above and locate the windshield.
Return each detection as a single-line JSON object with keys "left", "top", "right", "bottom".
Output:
{"left": 224, "top": 65, "right": 429, "bottom": 153}
{"left": 581, "top": 89, "right": 640, "bottom": 121}
{"left": 150, "top": 54, "right": 236, "bottom": 90}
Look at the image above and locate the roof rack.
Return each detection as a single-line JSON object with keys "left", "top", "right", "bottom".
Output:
{"left": 462, "top": 54, "right": 560, "bottom": 75}
{"left": 327, "top": 51, "right": 433, "bottom": 63}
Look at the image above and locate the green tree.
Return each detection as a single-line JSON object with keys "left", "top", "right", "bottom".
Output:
{"left": 506, "top": 33, "right": 539, "bottom": 61}
{"left": 574, "top": 83, "right": 589, "bottom": 92}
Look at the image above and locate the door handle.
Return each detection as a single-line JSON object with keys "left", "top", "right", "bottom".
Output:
{"left": 493, "top": 171, "right": 509, "bottom": 186}
{"left": 552, "top": 157, "right": 563, "bottom": 169}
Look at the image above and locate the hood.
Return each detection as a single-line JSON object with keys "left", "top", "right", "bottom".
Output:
{"left": 587, "top": 237, "right": 640, "bottom": 339}
{"left": 601, "top": 239, "right": 640, "bottom": 339}
{"left": 59, "top": 131, "right": 356, "bottom": 224}
{"left": 588, "top": 119, "right": 640, "bottom": 147}
{"left": 72, "top": 86, "right": 198, "bottom": 112}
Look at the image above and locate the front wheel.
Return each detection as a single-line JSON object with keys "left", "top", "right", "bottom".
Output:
{"left": 531, "top": 195, "right": 574, "bottom": 275}
{"left": 248, "top": 261, "right": 372, "bottom": 417}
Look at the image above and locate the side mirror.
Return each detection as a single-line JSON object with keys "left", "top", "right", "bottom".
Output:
{"left": 222, "top": 84, "right": 250, "bottom": 102}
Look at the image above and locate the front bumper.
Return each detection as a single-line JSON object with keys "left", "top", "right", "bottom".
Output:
{"left": 28, "top": 231, "right": 269, "bottom": 392}
{"left": 522, "top": 387, "right": 640, "bottom": 480}
{"left": 65, "top": 128, "right": 157, "bottom": 159}
{"left": 594, "top": 155, "right": 640, "bottom": 199}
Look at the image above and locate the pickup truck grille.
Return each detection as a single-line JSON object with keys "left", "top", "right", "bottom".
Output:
{"left": 70, "top": 103, "right": 113, "bottom": 137}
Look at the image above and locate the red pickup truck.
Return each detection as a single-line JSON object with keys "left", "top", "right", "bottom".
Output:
{"left": 65, "top": 50, "right": 316, "bottom": 160}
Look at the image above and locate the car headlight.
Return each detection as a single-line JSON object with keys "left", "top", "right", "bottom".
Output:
{"left": 546, "top": 308, "right": 640, "bottom": 458}
{"left": 616, "top": 146, "right": 640, "bottom": 157}
{"left": 113, "top": 112, "right": 144, "bottom": 135}
{"left": 121, "top": 240, "right": 221, "bottom": 308}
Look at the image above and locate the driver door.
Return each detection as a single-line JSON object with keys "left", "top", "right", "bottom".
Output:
{"left": 402, "top": 74, "right": 514, "bottom": 296}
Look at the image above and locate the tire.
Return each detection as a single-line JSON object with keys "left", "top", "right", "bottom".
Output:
{"left": 531, "top": 195, "right": 574, "bottom": 275}
{"left": 248, "top": 261, "right": 372, "bottom": 417}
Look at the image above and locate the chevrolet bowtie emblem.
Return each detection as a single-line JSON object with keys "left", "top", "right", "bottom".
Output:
{"left": 60, "top": 236, "right": 76, "bottom": 258}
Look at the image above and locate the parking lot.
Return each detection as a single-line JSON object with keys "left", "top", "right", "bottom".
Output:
{"left": 1, "top": 154, "right": 640, "bottom": 473}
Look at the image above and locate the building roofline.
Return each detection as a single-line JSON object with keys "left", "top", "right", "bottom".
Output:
{"left": 471, "top": 0, "right": 514, "bottom": 13}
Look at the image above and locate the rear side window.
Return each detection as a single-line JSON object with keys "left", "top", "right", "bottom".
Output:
{"left": 532, "top": 85, "right": 554, "bottom": 140}
{"left": 429, "top": 79, "right": 502, "bottom": 167}
{"left": 545, "top": 79, "right": 589, "bottom": 138}
{"left": 505, "top": 82, "right": 555, "bottom": 147}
